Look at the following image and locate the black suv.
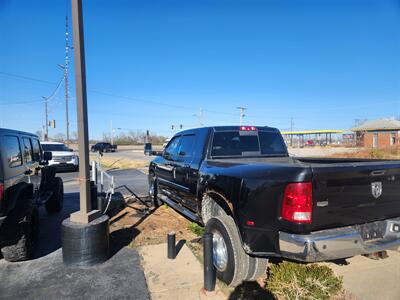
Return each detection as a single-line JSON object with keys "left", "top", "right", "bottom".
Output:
{"left": 0, "top": 128, "right": 64, "bottom": 262}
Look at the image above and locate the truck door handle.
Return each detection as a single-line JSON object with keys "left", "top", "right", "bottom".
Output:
{"left": 371, "top": 170, "right": 385, "bottom": 176}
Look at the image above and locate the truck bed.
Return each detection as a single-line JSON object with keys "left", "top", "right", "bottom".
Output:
{"left": 208, "top": 156, "right": 400, "bottom": 231}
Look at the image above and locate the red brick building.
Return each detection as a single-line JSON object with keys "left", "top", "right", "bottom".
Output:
{"left": 351, "top": 119, "right": 400, "bottom": 148}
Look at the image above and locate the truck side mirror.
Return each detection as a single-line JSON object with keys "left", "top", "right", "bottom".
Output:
{"left": 43, "top": 151, "right": 52, "bottom": 161}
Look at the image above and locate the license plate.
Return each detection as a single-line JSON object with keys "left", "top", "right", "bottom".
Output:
{"left": 357, "top": 221, "right": 386, "bottom": 241}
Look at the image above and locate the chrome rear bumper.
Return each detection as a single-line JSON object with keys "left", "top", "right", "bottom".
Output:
{"left": 279, "top": 217, "right": 400, "bottom": 262}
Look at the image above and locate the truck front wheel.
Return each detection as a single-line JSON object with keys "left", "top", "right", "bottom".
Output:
{"left": 205, "top": 215, "right": 249, "bottom": 287}
{"left": 148, "top": 173, "right": 162, "bottom": 207}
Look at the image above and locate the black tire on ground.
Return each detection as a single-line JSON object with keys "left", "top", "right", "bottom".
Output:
{"left": 245, "top": 256, "right": 268, "bottom": 281}
{"left": 205, "top": 215, "right": 249, "bottom": 287}
{"left": 148, "top": 173, "right": 162, "bottom": 207}
{"left": 1, "top": 205, "right": 39, "bottom": 262}
{"left": 45, "top": 177, "right": 64, "bottom": 213}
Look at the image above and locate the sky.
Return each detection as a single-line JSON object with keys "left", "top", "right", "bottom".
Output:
{"left": 1, "top": 0, "right": 400, "bottom": 139}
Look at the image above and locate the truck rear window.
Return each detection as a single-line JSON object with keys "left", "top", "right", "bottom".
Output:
{"left": 211, "top": 130, "right": 287, "bottom": 157}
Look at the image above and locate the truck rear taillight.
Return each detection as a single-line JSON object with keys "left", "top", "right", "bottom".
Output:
{"left": 281, "top": 182, "right": 312, "bottom": 224}
{"left": 0, "top": 183, "right": 4, "bottom": 202}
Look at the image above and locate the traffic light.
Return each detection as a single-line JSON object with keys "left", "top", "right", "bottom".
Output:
{"left": 171, "top": 125, "right": 174, "bottom": 130}
{"left": 180, "top": 124, "right": 183, "bottom": 129}
{"left": 49, "top": 120, "right": 56, "bottom": 128}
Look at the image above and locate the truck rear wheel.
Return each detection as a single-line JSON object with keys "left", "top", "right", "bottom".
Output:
{"left": 205, "top": 215, "right": 249, "bottom": 287}
{"left": 245, "top": 256, "right": 268, "bottom": 281}
{"left": 1, "top": 205, "right": 39, "bottom": 262}
{"left": 45, "top": 177, "right": 64, "bottom": 213}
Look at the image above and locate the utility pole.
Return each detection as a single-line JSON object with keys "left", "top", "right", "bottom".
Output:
{"left": 42, "top": 96, "right": 49, "bottom": 141}
{"left": 290, "top": 117, "right": 294, "bottom": 146}
{"left": 64, "top": 15, "right": 70, "bottom": 147}
{"left": 69, "top": 0, "right": 99, "bottom": 223}
{"left": 237, "top": 107, "right": 246, "bottom": 126}
{"left": 194, "top": 108, "right": 204, "bottom": 127}
{"left": 110, "top": 120, "right": 115, "bottom": 145}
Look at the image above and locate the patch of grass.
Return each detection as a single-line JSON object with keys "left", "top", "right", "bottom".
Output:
{"left": 90, "top": 155, "right": 149, "bottom": 170}
{"left": 266, "top": 261, "right": 343, "bottom": 300}
{"left": 188, "top": 222, "right": 205, "bottom": 236}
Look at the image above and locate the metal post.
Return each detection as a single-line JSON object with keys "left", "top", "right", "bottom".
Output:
{"left": 167, "top": 232, "right": 176, "bottom": 259}
{"left": 100, "top": 171, "right": 104, "bottom": 193}
{"left": 91, "top": 160, "right": 96, "bottom": 183}
{"left": 203, "top": 232, "right": 216, "bottom": 292}
{"left": 70, "top": 0, "right": 100, "bottom": 224}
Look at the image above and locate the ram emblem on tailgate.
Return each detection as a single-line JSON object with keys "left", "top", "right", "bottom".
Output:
{"left": 371, "top": 182, "right": 382, "bottom": 199}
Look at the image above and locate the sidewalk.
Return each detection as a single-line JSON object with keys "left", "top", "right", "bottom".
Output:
{"left": 326, "top": 250, "right": 400, "bottom": 300}
{"left": 139, "top": 243, "right": 226, "bottom": 300}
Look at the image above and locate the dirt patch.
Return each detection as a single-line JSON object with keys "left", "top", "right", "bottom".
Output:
{"left": 109, "top": 201, "right": 198, "bottom": 249}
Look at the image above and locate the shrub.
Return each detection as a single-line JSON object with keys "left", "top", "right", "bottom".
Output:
{"left": 188, "top": 222, "right": 205, "bottom": 236}
{"left": 266, "top": 262, "right": 343, "bottom": 300}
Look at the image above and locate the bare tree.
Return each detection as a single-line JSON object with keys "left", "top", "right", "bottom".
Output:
{"left": 53, "top": 133, "right": 66, "bottom": 142}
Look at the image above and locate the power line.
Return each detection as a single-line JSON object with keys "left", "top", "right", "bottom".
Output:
{"left": 0, "top": 71, "right": 239, "bottom": 117}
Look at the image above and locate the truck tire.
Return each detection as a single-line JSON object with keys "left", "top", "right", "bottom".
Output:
{"left": 1, "top": 205, "right": 39, "bottom": 262}
{"left": 148, "top": 173, "right": 162, "bottom": 207}
{"left": 205, "top": 215, "right": 249, "bottom": 287}
{"left": 245, "top": 256, "right": 268, "bottom": 281}
{"left": 45, "top": 177, "right": 64, "bottom": 213}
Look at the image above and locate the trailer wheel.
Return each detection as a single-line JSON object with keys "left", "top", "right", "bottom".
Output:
{"left": 1, "top": 205, "right": 39, "bottom": 262}
{"left": 205, "top": 215, "right": 249, "bottom": 287}
{"left": 45, "top": 177, "right": 64, "bottom": 213}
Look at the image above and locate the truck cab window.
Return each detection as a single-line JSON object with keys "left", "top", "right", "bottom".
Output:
{"left": 22, "top": 137, "right": 33, "bottom": 163}
{"left": 164, "top": 136, "right": 181, "bottom": 159}
{"left": 177, "top": 135, "right": 195, "bottom": 159}
{"left": 4, "top": 135, "right": 22, "bottom": 168}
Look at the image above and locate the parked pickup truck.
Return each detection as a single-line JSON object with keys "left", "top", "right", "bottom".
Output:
{"left": 91, "top": 142, "right": 117, "bottom": 153}
{"left": 149, "top": 126, "right": 400, "bottom": 286}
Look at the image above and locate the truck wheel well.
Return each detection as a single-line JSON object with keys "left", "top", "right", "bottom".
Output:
{"left": 201, "top": 190, "right": 233, "bottom": 224}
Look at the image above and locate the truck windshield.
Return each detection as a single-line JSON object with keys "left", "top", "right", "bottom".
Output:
{"left": 211, "top": 130, "right": 288, "bottom": 157}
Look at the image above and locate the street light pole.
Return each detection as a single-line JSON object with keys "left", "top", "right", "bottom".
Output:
{"left": 70, "top": 0, "right": 100, "bottom": 224}
{"left": 237, "top": 107, "right": 246, "bottom": 126}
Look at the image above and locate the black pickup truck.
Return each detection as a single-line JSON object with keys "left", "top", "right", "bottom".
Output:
{"left": 91, "top": 142, "right": 117, "bottom": 153}
{"left": 149, "top": 126, "right": 400, "bottom": 286}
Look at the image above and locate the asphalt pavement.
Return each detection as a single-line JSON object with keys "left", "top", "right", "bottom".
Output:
{"left": 0, "top": 168, "right": 151, "bottom": 299}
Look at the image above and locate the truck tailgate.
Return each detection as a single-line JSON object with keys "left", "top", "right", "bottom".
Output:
{"left": 310, "top": 161, "right": 400, "bottom": 231}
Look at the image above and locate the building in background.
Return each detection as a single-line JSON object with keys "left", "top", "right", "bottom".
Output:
{"left": 351, "top": 118, "right": 400, "bottom": 148}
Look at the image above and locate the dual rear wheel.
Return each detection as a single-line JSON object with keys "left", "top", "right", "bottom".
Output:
{"left": 206, "top": 215, "right": 268, "bottom": 287}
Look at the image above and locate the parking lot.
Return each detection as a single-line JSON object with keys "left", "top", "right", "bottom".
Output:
{"left": 0, "top": 168, "right": 151, "bottom": 299}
